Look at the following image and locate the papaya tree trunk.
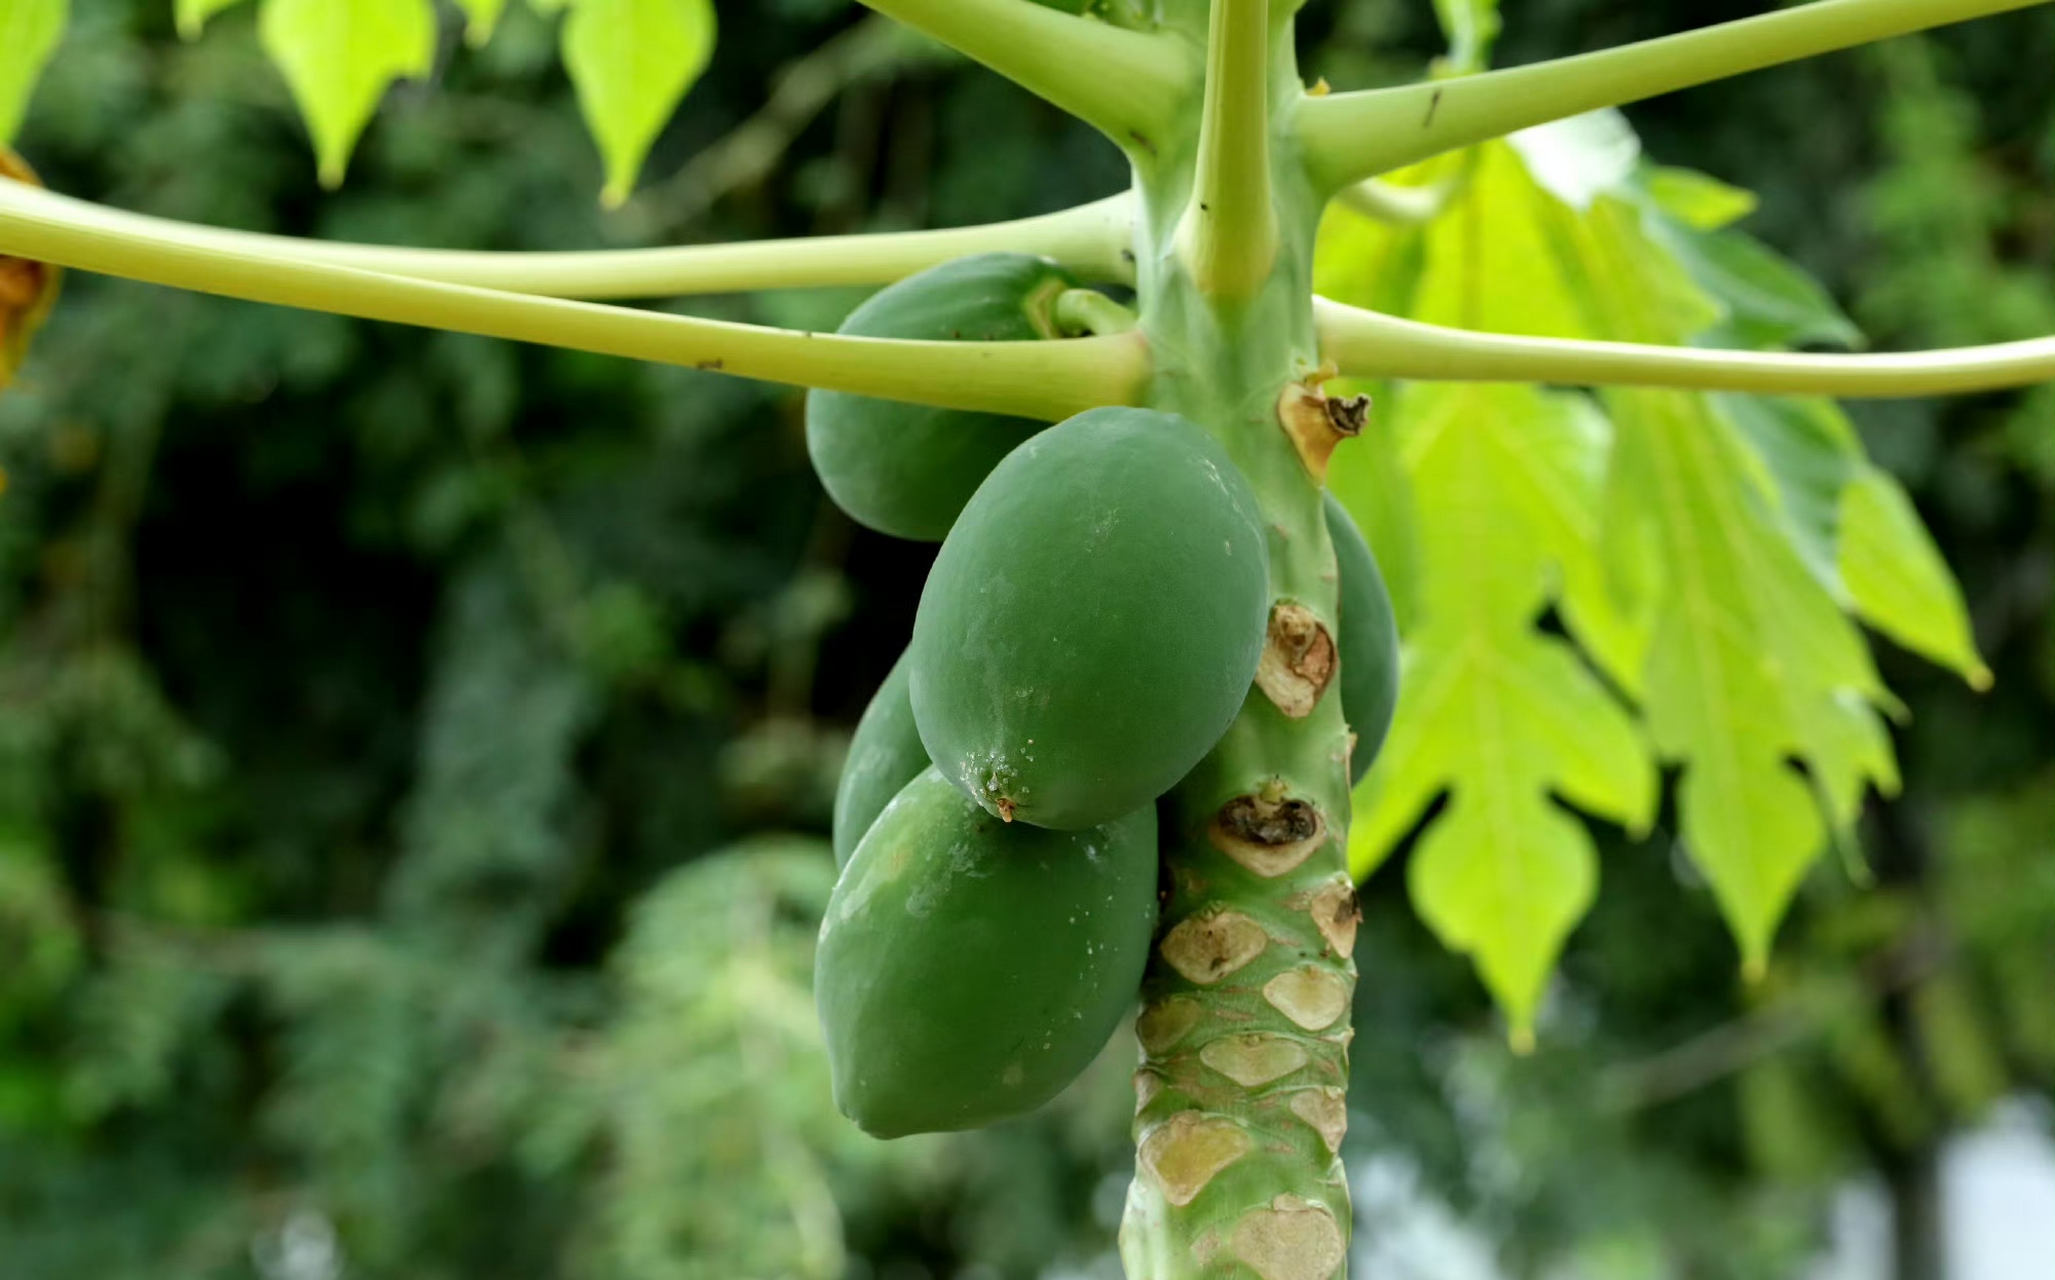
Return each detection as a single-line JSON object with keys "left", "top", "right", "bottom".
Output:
{"left": 1118, "top": 12, "right": 1365, "bottom": 1277}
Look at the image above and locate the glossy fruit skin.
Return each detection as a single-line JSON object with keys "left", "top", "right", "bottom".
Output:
{"left": 815, "top": 767, "right": 1159, "bottom": 1138}
{"left": 831, "top": 651, "right": 930, "bottom": 870}
{"left": 909, "top": 407, "right": 1270, "bottom": 831}
{"left": 1325, "top": 493, "right": 1401, "bottom": 785}
{"left": 805, "top": 254, "right": 1078, "bottom": 543}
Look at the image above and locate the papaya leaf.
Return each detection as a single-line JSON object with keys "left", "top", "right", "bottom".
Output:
{"left": 452, "top": 0, "right": 508, "bottom": 45}
{"left": 174, "top": 0, "right": 248, "bottom": 39}
{"left": 1717, "top": 394, "right": 1865, "bottom": 596}
{"left": 1408, "top": 795, "right": 1594, "bottom": 1051}
{"left": 1840, "top": 466, "right": 1991, "bottom": 687}
{"left": 1410, "top": 143, "right": 1594, "bottom": 338}
{"left": 560, "top": 0, "right": 716, "bottom": 209}
{"left": 1321, "top": 108, "right": 1950, "bottom": 1001}
{"left": 1641, "top": 165, "right": 1758, "bottom": 232}
{"left": 1312, "top": 200, "right": 1426, "bottom": 322}
{"left": 0, "top": 0, "right": 66, "bottom": 144}
{"left": 1604, "top": 386, "right": 1890, "bottom": 968}
{"left": 1539, "top": 190, "right": 1902, "bottom": 968}
{"left": 257, "top": 0, "right": 436, "bottom": 188}
{"left": 1324, "top": 143, "right": 1660, "bottom": 1034}
{"left": 1348, "top": 380, "right": 1655, "bottom": 1038}
{"left": 1370, "top": 622, "right": 1650, "bottom": 1037}
{"left": 1647, "top": 214, "right": 1865, "bottom": 352}
{"left": 1372, "top": 142, "right": 1662, "bottom": 695}
{"left": 1, "top": 146, "right": 61, "bottom": 393}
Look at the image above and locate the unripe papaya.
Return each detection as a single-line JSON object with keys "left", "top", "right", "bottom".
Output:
{"left": 1326, "top": 493, "right": 1400, "bottom": 785}
{"left": 831, "top": 651, "right": 929, "bottom": 869}
{"left": 806, "top": 254, "right": 1078, "bottom": 542}
{"left": 910, "top": 407, "right": 1270, "bottom": 830}
{"left": 815, "top": 767, "right": 1158, "bottom": 1137}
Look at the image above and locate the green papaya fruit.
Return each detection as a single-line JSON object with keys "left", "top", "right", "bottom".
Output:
{"left": 815, "top": 767, "right": 1158, "bottom": 1138}
{"left": 806, "top": 254, "right": 1078, "bottom": 543}
{"left": 910, "top": 407, "right": 1270, "bottom": 831}
{"left": 831, "top": 651, "right": 930, "bottom": 870}
{"left": 1326, "top": 492, "right": 1400, "bottom": 785}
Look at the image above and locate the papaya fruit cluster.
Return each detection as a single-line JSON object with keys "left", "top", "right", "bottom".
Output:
{"left": 809, "top": 256, "right": 1400, "bottom": 1138}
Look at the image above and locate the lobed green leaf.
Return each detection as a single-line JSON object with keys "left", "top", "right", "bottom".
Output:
{"left": 1346, "top": 378, "right": 1655, "bottom": 1036}
{"left": 1319, "top": 94, "right": 1972, "bottom": 1015}
{"left": 561, "top": 0, "right": 717, "bottom": 208}
{"left": 1840, "top": 466, "right": 1991, "bottom": 686}
{"left": 257, "top": 0, "right": 437, "bottom": 188}
{"left": 0, "top": 0, "right": 66, "bottom": 144}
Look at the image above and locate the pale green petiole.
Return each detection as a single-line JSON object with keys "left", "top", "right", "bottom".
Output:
{"left": 1299, "top": 0, "right": 2055, "bottom": 190}
{"left": 1318, "top": 299, "right": 2055, "bottom": 397}
{"left": 0, "top": 178, "right": 1149, "bottom": 420}
{"left": 1177, "top": 0, "right": 1279, "bottom": 297}
{"left": 11, "top": 174, "right": 2051, "bottom": 410}
{"left": 1334, "top": 177, "right": 1462, "bottom": 226}
{"left": 856, "top": 0, "right": 1196, "bottom": 153}
{"left": 0, "top": 181, "right": 1135, "bottom": 300}
{"left": 1054, "top": 288, "right": 1141, "bottom": 336}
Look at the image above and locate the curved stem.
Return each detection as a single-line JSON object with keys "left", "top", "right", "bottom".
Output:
{"left": 1299, "top": 0, "right": 2053, "bottom": 190}
{"left": 0, "top": 179, "right": 1134, "bottom": 300}
{"left": 858, "top": 0, "right": 1195, "bottom": 153}
{"left": 1178, "top": 0, "right": 1279, "bottom": 298}
{"left": 0, "top": 178, "right": 1150, "bottom": 420}
{"left": 1333, "top": 176, "right": 1461, "bottom": 226}
{"left": 1054, "top": 288, "right": 1139, "bottom": 336}
{"left": 1316, "top": 299, "right": 2055, "bottom": 397}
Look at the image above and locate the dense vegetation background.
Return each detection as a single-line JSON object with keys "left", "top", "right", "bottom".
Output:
{"left": 0, "top": 2, "right": 2048, "bottom": 1278}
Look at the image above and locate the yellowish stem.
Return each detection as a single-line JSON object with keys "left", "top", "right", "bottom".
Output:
{"left": 1177, "top": 0, "right": 1279, "bottom": 298}
{"left": 1317, "top": 298, "right": 2055, "bottom": 398}
{"left": 0, "top": 179, "right": 1150, "bottom": 420}
{"left": 0, "top": 180, "right": 1133, "bottom": 300}
{"left": 1299, "top": 0, "right": 2053, "bottom": 190}
{"left": 858, "top": 0, "right": 1194, "bottom": 152}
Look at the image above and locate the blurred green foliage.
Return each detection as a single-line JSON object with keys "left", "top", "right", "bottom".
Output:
{"left": 0, "top": 2, "right": 2048, "bottom": 1279}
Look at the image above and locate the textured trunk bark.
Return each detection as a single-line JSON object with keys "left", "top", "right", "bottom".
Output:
{"left": 1114, "top": 19, "right": 1367, "bottom": 1276}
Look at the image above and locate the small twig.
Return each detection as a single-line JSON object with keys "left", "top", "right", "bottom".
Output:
{"left": 1053, "top": 287, "right": 1138, "bottom": 336}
